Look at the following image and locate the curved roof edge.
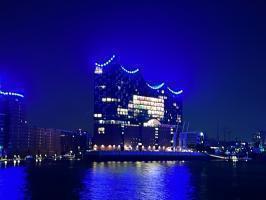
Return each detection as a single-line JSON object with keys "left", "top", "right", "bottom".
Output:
{"left": 95, "top": 54, "right": 116, "bottom": 67}
{"left": 94, "top": 54, "right": 183, "bottom": 95}
{"left": 167, "top": 87, "right": 183, "bottom": 95}
{"left": 120, "top": 65, "right": 139, "bottom": 74}
{"left": 146, "top": 82, "right": 165, "bottom": 90}
{"left": 0, "top": 90, "right": 24, "bottom": 98}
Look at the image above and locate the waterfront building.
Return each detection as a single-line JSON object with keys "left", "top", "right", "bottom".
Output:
{"left": 93, "top": 55, "right": 183, "bottom": 151}
{"left": 0, "top": 88, "right": 28, "bottom": 156}
{"left": 28, "top": 127, "right": 90, "bottom": 156}
{"left": 179, "top": 132, "right": 205, "bottom": 150}
{"left": 28, "top": 127, "right": 61, "bottom": 156}
{"left": 60, "top": 129, "right": 91, "bottom": 154}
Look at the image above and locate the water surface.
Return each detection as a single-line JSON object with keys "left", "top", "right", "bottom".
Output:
{"left": 0, "top": 161, "right": 265, "bottom": 200}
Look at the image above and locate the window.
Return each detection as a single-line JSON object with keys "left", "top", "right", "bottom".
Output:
{"left": 94, "top": 66, "right": 103, "bottom": 74}
{"left": 98, "top": 127, "right": 105, "bottom": 134}
{"left": 94, "top": 113, "right": 102, "bottom": 118}
{"left": 102, "top": 98, "right": 120, "bottom": 102}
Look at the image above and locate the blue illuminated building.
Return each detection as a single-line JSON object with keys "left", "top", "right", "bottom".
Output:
{"left": 93, "top": 55, "right": 183, "bottom": 151}
{"left": 0, "top": 88, "right": 28, "bottom": 156}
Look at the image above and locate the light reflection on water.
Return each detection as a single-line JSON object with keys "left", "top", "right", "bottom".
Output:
{"left": 0, "top": 166, "right": 27, "bottom": 200}
{"left": 80, "top": 161, "right": 193, "bottom": 200}
{"left": 1, "top": 161, "right": 266, "bottom": 200}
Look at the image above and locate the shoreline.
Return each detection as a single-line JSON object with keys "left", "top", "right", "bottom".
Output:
{"left": 83, "top": 151, "right": 211, "bottom": 161}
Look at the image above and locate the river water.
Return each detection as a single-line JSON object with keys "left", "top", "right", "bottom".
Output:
{"left": 0, "top": 160, "right": 265, "bottom": 200}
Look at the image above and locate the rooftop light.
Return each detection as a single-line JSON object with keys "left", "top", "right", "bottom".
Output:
{"left": 95, "top": 54, "right": 116, "bottom": 67}
{"left": 146, "top": 82, "right": 165, "bottom": 90}
{"left": 0, "top": 90, "right": 24, "bottom": 98}
{"left": 120, "top": 65, "right": 139, "bottom": 74}
{"left": 167, "top": 87, "right": 183, "bottom": 95}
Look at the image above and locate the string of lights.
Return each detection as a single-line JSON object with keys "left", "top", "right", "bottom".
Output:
{"left": 0, "top": 90, "right": 24, "bottom": 98}
{"left": 95, "top": 54, "right": 116, "bottom": 67}
{"left": 146, "top": 82, "right": 165, "bottom": 90}
{"left": 120, "top": 65, "right": 139, "bottom": 74}
{"left": 167, "top": 87, "right": 183, "bottom": 95}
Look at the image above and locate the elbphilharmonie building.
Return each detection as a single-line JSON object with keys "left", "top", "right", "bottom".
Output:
{"left": 93, "top": 55, "right": 183, "bottom": 151}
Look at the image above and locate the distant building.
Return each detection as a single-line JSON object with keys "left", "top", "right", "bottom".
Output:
{"left": 28, "top": 127, "right": 90, "bottom": 156}
{"left": 60, "top": 129, "right": 91, "bottom": 154}
{"left": 93, "top": 55, "right": 183, "bottom": 151}
{"left": 0, "top": 89, "right": 28, "bottom": 156}
{"left": 28, "top": 127, "right": 61, "bottom": 156}
{"left": 0, "top": 84, "right": 91, "bottom": 157}
{"left": 179, "top": 132, "right": 205, "bottom": 150}
{"left": 252, "top": 131, "right": 265, "bottom": 153}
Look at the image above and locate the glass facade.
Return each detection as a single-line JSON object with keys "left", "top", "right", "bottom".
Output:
{"left": 0, "top": 89, "right": 27, "bottom": 156}
{"left": 93, "top": 55, "right": 183, "bottom": 151}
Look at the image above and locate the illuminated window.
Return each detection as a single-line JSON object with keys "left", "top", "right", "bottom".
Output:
{"left": 98, "top": 85, "right": 106, "bottom": 89}
{"left": 177, "top": 115, "right": 182, "bottom": 123}
{"left": 94, "top": 66, "right": 103, "bottom": 74}
{"left": 131, "top": 95, "right": 165, "bottom": 119}
{"left": 98, "top": 127, "right": 105, "bottom": 134}
{"left": 102, "top": 98, "right": 120, "bottom": 102}
{"left": 94, "top": 113, "right": 102, "bottom": 118}
{"left": 117, "top": 108, "right": 128, "bottom": 115}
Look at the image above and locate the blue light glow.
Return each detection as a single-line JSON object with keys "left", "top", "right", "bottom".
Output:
{"left": 0, "top": 91, "right": 24, "bottom": 98}
{"left": 81, "top": 162, "right": 192, "bottom": 200}
{"left": 120, "top": 66, "right": 139, "bottom": 74}
{"left": 146, "top": 82, "right": 165, "bottom": 90}
{"left": 167, "top": 87, "right": 183, "bottom": 95}
{"left": 95, "top": 55, "right": 116, "bottom": 67}
{"left": 0, "top": 167, "right": 27, "bottom": 199}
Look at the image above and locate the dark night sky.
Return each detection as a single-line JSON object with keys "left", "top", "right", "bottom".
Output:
{"left": 0, "top": 0, "right": 266, "bottom": 139}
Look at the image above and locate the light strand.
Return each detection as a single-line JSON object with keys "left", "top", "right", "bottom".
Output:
{"left": 0, "top": 90, "right": 24, "bottom": 98}
{"left": 120, "top": 65, "right": 139, "bottom": 74}
{"left": 95, "top": 55, "right": 116, "bottom": 67}
{"left": 146, "top": 82, "right": 165, "bottom": 90}
{"left": 167, "top": 87, "right": 183, "bottom": 95}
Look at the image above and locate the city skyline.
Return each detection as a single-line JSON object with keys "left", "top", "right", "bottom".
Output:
{"left": 1, "top": 1, "right": 266, "bottom": 139}
{"left": 1, "top": 2, "right": 266, "bottom": 200}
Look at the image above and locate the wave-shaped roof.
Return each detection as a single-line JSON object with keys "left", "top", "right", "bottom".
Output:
{"left": 94, "top": 54, "right": 183, "bottom": 95}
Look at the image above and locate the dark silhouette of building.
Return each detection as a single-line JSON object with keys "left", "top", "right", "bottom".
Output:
{"left": 28, "top": 127, "right": 61, "bottom": 156}
{"left": 93, "top": 55, "right": 183, "bottom": 151}
{"left": 252, "top": 131, "right": 266, "bottom": 148}
{"left": 0, "top": 89, "right": 28, "bottom": 157}
{"left": 60, "top": 129, "right": 91, "bottom": 155}
{"left": 179, "top": 132, "right": 205, "bottom": 150}
{"left": 28, "top": 127, "right": 90, "bottom": 156}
